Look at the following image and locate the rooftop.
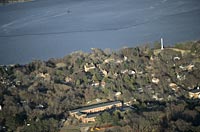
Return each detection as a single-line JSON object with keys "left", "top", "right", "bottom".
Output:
{"left": 70, "top": 101, "right": 122, "bottom": 113}
{"left": 189, "top": 87, "right": 200, "bottom": 93}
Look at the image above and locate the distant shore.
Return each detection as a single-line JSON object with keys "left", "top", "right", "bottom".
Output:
{"left": 0, "top": 0, "right": 33, "bottom": 4}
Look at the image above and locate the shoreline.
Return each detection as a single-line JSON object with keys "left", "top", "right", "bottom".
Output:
{"left": 0, "top": 0, "right": 33, "bottom": 5}
{"left": 0, "top": 40, "right": 198, "bottom": 66}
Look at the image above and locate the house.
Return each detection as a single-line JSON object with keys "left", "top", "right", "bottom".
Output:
{"left": 91, "top": 81, "right": 100, "bottom": 87}
{"left": 69, "top": 101, "right": 122, "bottom": 123}
{"left": 65, "top": 76, "right": 72, "bottom": 83}
{"left": 128, "top": 70, "right": 136, "bottom": 75}
{"left": 115, "top": 92, "right": 122, "bottom": 97}
{"left": 101, "top": 81, "right": 106, "bottom": 87}
{"left": 152, "top": 94, "right": 163, "bottom": 101}
{"left": 56, "top": 62, "right": 66, "bottom": 68}
{"left": 37, "top": 73, "right": 50, "bottom": 79}
{"left": 36, "top": 73, "right": 50, "bottom": 81}
{"left": 99, "top": 67, "right": 108, "bottom": 77}
{"left": 116, "top": 59, "right": 123, "bottom": 64}
{"left": 121, "top": 69, "right": 128, "bottom": 74}
{"left": 138, "top": 88, "right": 143, "bottom": 93}
{"left": 186, "top": 64, "right": 194, "bottom": 71}
{"left": 81, "top": 113, "right": 98, "bottom": 123}
{"left": 124, "top": 56, "right": 128, "bottom": 61}
{"left": 169, "top": 83, "right": 179, "bottom": 92}
{"left": 104, "top": 58, "right": 114, "bottom": 63}
{"left": 84, "top": 63, "right": 96, "bottom": 72}
{"left": 173, "top": 56, "right": 181, "bottom": 61}
{"left": 188, "top": 87, "right": 200, "bottom": 99}
{"left": 179, "top": 64, "right": 194, "bottom": 71}
{"left": 152, "top": 78, "right": 160, "bottom": 84}
{"left": 176, "top": 73, "right": 185, "bottom": 81}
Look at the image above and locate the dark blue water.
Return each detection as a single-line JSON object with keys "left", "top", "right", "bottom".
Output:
{"left": 0, "top": 0, "right": 200, "bottom": 64}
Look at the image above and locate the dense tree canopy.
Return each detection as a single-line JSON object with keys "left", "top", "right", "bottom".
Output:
{"left": 0, "top": 41, "right": 200, "bottom": 131}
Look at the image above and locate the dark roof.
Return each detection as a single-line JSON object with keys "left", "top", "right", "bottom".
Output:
{"left": 86, "top": 113, "right": 100, "bottom": 118}
{"left": 70, "top": 101, "right": 122, "bottom": 113}
{"left": 76, "top": 112, "right": 86, "bottom": 116}
{"left": 190, "top": 87, "right": 200, "bottom": 93}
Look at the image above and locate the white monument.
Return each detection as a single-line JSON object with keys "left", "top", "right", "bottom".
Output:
{"left": 161, "top": 38, "right": 164, "bottom": 50}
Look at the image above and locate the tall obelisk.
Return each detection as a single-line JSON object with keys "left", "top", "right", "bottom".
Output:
{"left": 161, "top": 38, "right": 164, "bottom": 50}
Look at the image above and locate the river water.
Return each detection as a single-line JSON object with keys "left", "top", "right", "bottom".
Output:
{"left": 0, "top": 0, "right": 200, "bottom": 64}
